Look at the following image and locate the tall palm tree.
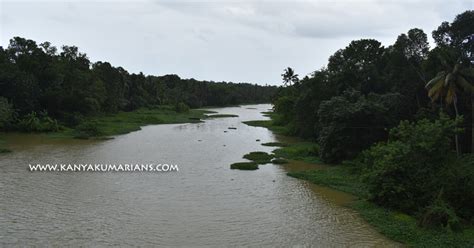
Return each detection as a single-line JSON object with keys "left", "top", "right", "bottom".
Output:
{"left": 426, "top": 61, "right": 474, "bottom": 154}
{"left": 281, "top": 67, "right": 299, "bottom": 87}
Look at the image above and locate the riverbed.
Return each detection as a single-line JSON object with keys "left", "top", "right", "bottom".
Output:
{"left": 0, "top": 104, "right": 399, "bottom": 247}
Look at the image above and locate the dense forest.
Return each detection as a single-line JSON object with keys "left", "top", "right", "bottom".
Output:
{"left": 272, "top": 11, "right": 473, "bottom": 231}
{"left": 0, "top": 38, "right": 276, "bottom": 132}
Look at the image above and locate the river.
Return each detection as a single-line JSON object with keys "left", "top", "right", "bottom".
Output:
{"left": 0, "top": 104, "right": 399, "bottom": 247}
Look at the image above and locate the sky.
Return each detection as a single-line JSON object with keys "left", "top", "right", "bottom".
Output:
{"left": 0, "top": 0, "right": 472, "bottom": 85}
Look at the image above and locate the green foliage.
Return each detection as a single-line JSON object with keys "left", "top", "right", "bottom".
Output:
{"left": 205, "top": 114, "right": 238, "bottom": 118}
{"left": 18, "top": 111, "right": 59, "bottom": 132}
{"left": 271, "top": 158, "right": 288, "bottom": 164}
{"left": 243, "top": 151, "right": 274, "bottom": 164}
{"left": 0, "top": 97, "right": 15, "bottom": 130}
{"left": 74, "top": 121, "right": 104, "bottom": 139}
{"left": 360, "top": 114, "right": 474, "bottom": 228}
{"left": 419, "top": 190, "right": 461, "bottom": 231}
{"left": 174, "top": 102, "right": 190, "bottom": 113}
{"left": 62, "top": 107, "right": 208, "bottom": 138}
{"left": 242, "top": 119, "right": 290, "bottom": 135}
{"left": 230, "top": 162, "right": 259, "bottom": 170}
{"left": 317, "top": 90, "right": 405, "bottom": 163}
{"left": 0, "top": 37, "right": 276, "bottom": 132}
{"left": 273, "top": 142, "right": 320, "bottom": 163}
{"left": 261, "top": 142, "right": 288, "bottom": 147}
{"left": 273, "top": 96, "right": 296, "bottom": 125}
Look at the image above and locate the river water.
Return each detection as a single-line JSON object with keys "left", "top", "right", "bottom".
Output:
{"left": 0, "top": 104, "right": 399, "bottom": 247}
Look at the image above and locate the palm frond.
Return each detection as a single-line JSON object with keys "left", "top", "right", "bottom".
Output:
{"left": 456, "top": 76, "right": 474, "bottom": 93}
{"left": 445, "top": 87, "right": 455, "bottom": 105}
{"left": 425, "top": 73, "right": 445, "bottom": 89}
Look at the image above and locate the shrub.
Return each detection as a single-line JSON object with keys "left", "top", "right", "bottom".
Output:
{"left": 74, "top": 121, "right": 104, "bottom": 138}
{"left": 17, "top": 111, "right": 59, "bottom": 132}
{"left": 419, "top": 190, "right": 461, "bottom": 231}
{"left": 175, "top": 102, "right": 190, "bottom": 113}
{"left": 317, "top": 90, "right": 405, "bottom": 163}
{"left": 361, "top": 114, "right": 473, "bottom": 228}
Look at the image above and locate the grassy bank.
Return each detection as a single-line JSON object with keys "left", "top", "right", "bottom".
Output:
{"left": 245, "top": 113, "right": 474, "bottom": 247}
{"left": 50, "top": 106, "right": 211, "bottom": 139}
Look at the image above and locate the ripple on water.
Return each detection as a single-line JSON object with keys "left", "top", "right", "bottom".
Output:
{"left": 0, "top": 104, "right": 401, "bottom": 247}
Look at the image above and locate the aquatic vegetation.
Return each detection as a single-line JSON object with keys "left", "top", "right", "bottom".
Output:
{"left": 243, "top": 151, "right": 274, "bottom": 164}
{"left": 0, "top": 148, "right": 12, "bottom": 153}
{"left": 205, "top": 114, "right": 239, "bottom": 118}
{"left": 273, "top": 142, "right": 320, "bottom": 164}
{"left": 271, "top": 158, "right": 288, "bottom": 164}
{"left": 261, "top": 142, "right": 288, "bottom": 147}
{"left": 230, "top": 162, "right": 259, "bottom": 170}
{"left": 242, "top": 119, "right": 289, "bottom": 135}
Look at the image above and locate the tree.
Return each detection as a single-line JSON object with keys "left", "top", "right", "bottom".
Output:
{"left": 428, "top": 10, "right": 474, "bottom": 153}
{"left": 281, "top": 67, "right": 299, "bottom": 87}
{"left": 425, "top": 59, "right": 474, "bottom": 155}
{"left": 327, "top": 39, "right": 386, "bottom": 94}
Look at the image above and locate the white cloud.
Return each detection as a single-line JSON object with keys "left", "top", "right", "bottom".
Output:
{"left": 0, "top": 0, "right": 471, "bottom": 84}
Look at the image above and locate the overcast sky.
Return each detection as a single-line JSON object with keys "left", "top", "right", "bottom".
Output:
{"left": 0, "top": 0, "right": 472, "bottom": 85}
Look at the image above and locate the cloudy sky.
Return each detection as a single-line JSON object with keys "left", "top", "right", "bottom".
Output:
{"left": 0, "top": 0, "right": 472, "bottom": 85}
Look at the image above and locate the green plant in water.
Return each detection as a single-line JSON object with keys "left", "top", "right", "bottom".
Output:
{"left": 243, "top": 151, "right": 274, "bottom": 164}
{"left": 271, "top": 158, "right": 288, "bottom": 164}
{"left": 230, "top": 162, "right": 259, "bottom": 170}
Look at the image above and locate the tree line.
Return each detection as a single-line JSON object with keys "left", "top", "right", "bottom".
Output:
{"left": 273, "top": 11, "right": 473, "bottom": 230}
{"left": 0, "top": 38, "right": 276, "bottom": 131}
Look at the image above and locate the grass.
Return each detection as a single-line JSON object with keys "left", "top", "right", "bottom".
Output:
{"left": 230, "top": 162, "right": 259, "bottom": 170}
{"left": 271, "top": 158, "right": 288, "bottom": 164}
{"left": 288, "top": 165, "right": 368, "bottom": 199}
{"left": 205, "top": 114, "right": 239, "bottom": 118}
{"left": 261, "top": 142, "right": 288, "bottom": 147}
{"left": 50, "top": 106, "right": 210, "bottom": 139}
{"left": 243, "top": 151, "right": 274, "bottom": 164}
{"left": 273, "top": 142, "right": 321, "bottom": 164}
{"left": 242, "top": 120, "right": 289, "bottom": 134}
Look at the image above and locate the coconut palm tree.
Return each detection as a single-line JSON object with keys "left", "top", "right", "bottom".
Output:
{"left": 281, "top": 67, "right": 299, "bottom": 87}
{"left": 426, "top": 60, "right": 474, "bottom": 155}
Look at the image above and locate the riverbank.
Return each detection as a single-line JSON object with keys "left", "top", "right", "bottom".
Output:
{"left": 244, "top": 112, "right": 474, "bottom": 247}
{"left": 0, "top": 106, "right": 214, "bottom": 152}
{"left": 50, "top": 106, "right": 213, "bottom": 139}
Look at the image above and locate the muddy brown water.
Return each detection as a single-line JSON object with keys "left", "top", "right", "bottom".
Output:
{"left": 0, "top": 104, "right": 400, "bottom": 247}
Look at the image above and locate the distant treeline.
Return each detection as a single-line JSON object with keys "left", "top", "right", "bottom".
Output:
{"left": 0, "top": 38, "right": 276, "bottom": 129}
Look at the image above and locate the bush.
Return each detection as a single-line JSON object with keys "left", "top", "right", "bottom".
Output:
{"left": 419, "top": 190, "right": 461, "bottom": 231}
{"left": 74, "top": 121, "right": 104, "bottom": 138}
{"left": 17, "top": 111, "right": 59, "bottom": 132}
{"left": 361, "top": 114, "right": 473, "bottom": 228}
{"left": 273, "top": 96, "right": 296, "bottom": 125}
{"left": 317, "top": 90, "right": 405, "bottom": 163}
{"left": 61, "top": 112, "right": 84, "bottom": 127}
{"left": 175, "top": 102, "right": 190, "bottom": 113}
